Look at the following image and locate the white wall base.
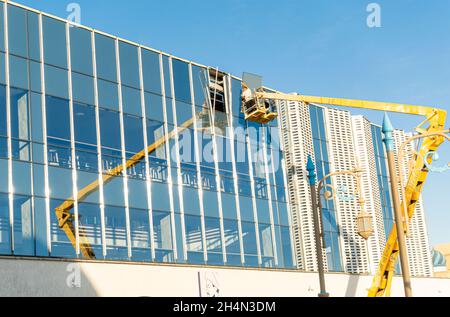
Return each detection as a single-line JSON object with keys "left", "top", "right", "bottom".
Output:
{"left": 0, "top": 257, "right": 449, "bottom": 297}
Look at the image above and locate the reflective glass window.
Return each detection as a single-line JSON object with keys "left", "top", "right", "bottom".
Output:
{"left": 119, "top": 42, "right": 140, "bottom": 88}
{"left": 72, "top": 72, "right": 94, "bottom": 105}
{"left": 8, "top": 5, "right": 27, "bottom": 58}
{"left": 123, "top": 114, "right": 144, "bottom": 154}
{"left": 192, "top": 65, "right": 208, "bottom": 107}
{"left": 0, "top": 4, "right": 4, "bottom": 52}
{"left": 162, "top": 56, "right": 172, "bottom": 98}
{"left": 70, "top": 26, "right": 93, "bottom": 75}
{"left": 31, "top": 92, "right": 43, "bottom": 142}
{"left": 122, "top": 86, "right": 142, "bottom": 116}
{"left": 0, "top": 53, "right": 5, "bottom": 85}
{"left": 30, "top": 61, "right": 41, "bottom": 93}
{"left": 103, "top": 176, "right": 125, "bottom": 207}
{"left": 172, "top": 59, "right": 191, "bottom": 104}
{"left": 259, "top": 223, "right": 274, "bottom": 265}
{"left": 34, "top": 197, "right": 48, "bottom": 256}
{"left": 43, "top": 16, "right": 67, "bottom": 68}
{"left": 99, "top": 108, "right": 121, "bottom": 150}
{"left": 9, "top": 55, "right": 28, "bottom": 90}
{"left": 95, "top": 34, "right": 117, "bottom": 82}
{"left": 10, "top": 88, "right": 30, "bottom": 141}
{"left": 73, "top": 103, "right": 97, "bottom": 145}
{"left": 185, "top": 215, "right": 204, "bottom": 264}
{"left": 77, "top": 202, "right": 103, "bottom": 258}
{"left": 97, "top": 79, "right": 118, "bottom": 111}
{"left": 46, "top": 96, "right": 71, "bottom": 141}
{"left": 241, "top": 221, "right": 258, "bottom": 255}
{"left": 153, "top": 210, "right": 174, "bottom": 262}
{"left": 45, "top": 65, "right": 68, "bottom": 99}
{"left": 104, "top": 205, "right": 128, "bottom": 260}
{"left": 231, "top": 78, "right": 242, "bottom": 117}
{"left": 183, "top": 186, "right": 200, "bottom": 216}
{"left": 0, "top": 193, "right": 11, "bottom": 255}
{"left": 0, "top": 85, "right": 5, "bottom": 136}
{"left": 223, "top": 219, "right": 241, "bottom": 256}
{"left": 50, "top": 198, "right": 76, "bottom": 258}
{"left": 147, "top": 120, "right": 166, "bottom": 158}
{"left": 129, "top": 208, "right": 151, "bottom": 262}
{"left": 141, "top": 49, "right": 161, "bottom": 95}
{"left": 204, "top": 217, "right": 222, "bottom": 253}
{"left": 27, "top": 11, "right": 40, "bottom": 61}
{"left": 145, "top": 92, "right": 164, "bottom": 122}
{"left": 11, "top": 195, "right": 34, "bottom": 256}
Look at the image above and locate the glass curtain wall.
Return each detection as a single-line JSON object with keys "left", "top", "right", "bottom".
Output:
{"left": 0, "top": 1, "right": 294, "bottom": 269}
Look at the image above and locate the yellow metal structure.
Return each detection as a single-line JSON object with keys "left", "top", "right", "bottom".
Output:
{"left": 246, "top": 90, "right": 447, "bottom": 297}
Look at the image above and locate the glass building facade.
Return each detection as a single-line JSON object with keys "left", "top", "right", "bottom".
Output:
{"left": 0, "top": 1, "right": 294, "bottom": 269}
{"left": 309, "top": 105, "right": 342, "bottom": 272}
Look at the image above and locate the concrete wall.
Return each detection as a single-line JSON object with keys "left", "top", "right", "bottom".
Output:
{"left": 0, "top": 257, "right": 449, "bottom": 297}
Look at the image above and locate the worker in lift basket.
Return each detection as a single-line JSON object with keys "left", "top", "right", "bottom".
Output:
{"left": 242, "top": 83, "right": 257, "bottom": 112}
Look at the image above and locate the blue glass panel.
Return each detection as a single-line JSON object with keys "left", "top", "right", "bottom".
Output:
{"left": 104, "top": 205, "right": 128, "bottom": 260}
{"left": 9, "top": 55, "right": 28, "bottom": 89}
{"left": 12, "top": 161, "right": 32, "bottom": 195}
{"left": 12, "top": 194, "right": 34, "bottom": 255}
{"left": 72, "top": 72, "right": 94, "bottom": 105}
{"left": 145, "top": 92, "right": 164, "bottom": 122}
{"left": 0, "top": 193, "right": 11, "bottom": 255}
{"left": 27, "top": 11, "right": 40, "bottom": 61}
{"left": 239, "top": 196, "right": 254, "bottom": 222}
{"left": 147, "top": 119, "right": 166, "bottom": 158}
{"left": 123, "top": 114, "right": 144, "bottom": 154}
{"left": 32, "top": 164, "right": 45, "bottom": 197}
{"left": 0, "top": 159, "right": 7, "bottom": 192}
{"left": 258, "top": 223, "right": 274, "bottom": 259}
{"left": 45, "top": 65, "right": 68, "bottom": 99}
{"left": 162, "top": 56, "right": 172, "bottom": 98}
{"left": 97, "top": 79, "right": 118, "bottom": 111}
{"left": 10, "top": 87, "right": 30, "bottom": 141}
{"left": 43, "top": 16, "right": 67, "bottom": 68}
{"left": 172, "top": 59, "right": 191, "bottom": 103}
{"left": 0, "top": 54, "right": 4, "bottom": 85}
{"left": 34, "top": 197, "right": 48, "bottom": 256}
{"left": 77, "top": 202, "right": 103, "bottom": 259}
{"left": 153, "top": 210, "right": 174, "bottom": 262}
{"left": 127, "top": 178, "right": 148, "bottom": 209}
{"left": 70, "top": 26, "right": 93, "bottom": 75}
{"left": 204, "top": 217, "right": 222, "bottom": 253}
{"left": 119, "top": 42, "right": 140, "bottom": 89}
{"left": 99, "top": 108, "right": 121, "bottom": 150}
{"left": 221, "top": 192, "right": 237, "bottom": 220}
{"left": 73, "top": 103, "right": 97, "bottom": 145}
{"left": 122, "top": 86, "right": 142, "bottom": 116}
{"left": 256, "top": 199, "right": 271, "bottom": 224}
{"left": 141, "top": 49, "right": 161, "bottom": 95}
{"left": 7, "top": 5, "right": 27, "bottom": 58}
{"left": 0, "top": 4, "right": 4, "bottom": 52}
{"left": 76, "top": 171, "right": 100, "bottom": 204}
{"left": 30, "top": 61, "right": 41, "bottom": 93}
{"left": 50, "top": 198, "right": 77, "bottom": 258}
{"left": 46, "top": 96, "right": 71, "bottom": 141}
{"left": 223, "top": 219, "right": 241, "bottom": 255}
{"left": 183, "top": 186, "right": 201, "bottom": 216}
{"left": 95, "top": 34, "right": 117, "bottom": 82}
{"left": 244, "top": 255, "right": 259, "bottom": 268}
{"left": 280, "top": 226, "right": 294, "bottom": 268}
{"left": 103, "top": 176, "right": 125, "bottom": 207}
{"left": 173, "top": 212, "right": 185, "bottom": 263}
{"left": 241, "top": 221, "right": 258, "bottom": 255}
{"left": 191, "top": 66, "right": 207, "bottom": 107}
{"left": 231, "top": 78, "right": 242, "bottom": 117}
{"left": 0, "top": 85, "right": 6, "bottom": 136}
{"left": 130, "top": 208, "right": 151, "bottom": 262}
{"left": 151, "top": 183, "right": 171, "bottom": 212}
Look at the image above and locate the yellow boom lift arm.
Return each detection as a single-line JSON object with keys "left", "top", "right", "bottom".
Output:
{"left": 245, "top": 90, "right": 447, "bottom": 297}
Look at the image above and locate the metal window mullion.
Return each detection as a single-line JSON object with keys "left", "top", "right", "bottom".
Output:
{"left": 37, "top": 12, "right": 52, "bottom": 255}
{"left": 91, "top": 30, "right": 107, "bottom": 258}
{"left": 3, "top": 2, "right": 14, "bottom": 254}
{"left": 159, "top": 54, "right": 178, "bottom": 261}
{"left": 115, "top": 39, "right": 132, "bottom": 259}
{"left": 168, "top": 57, "right": 188, "bottom": 262}
{"left": 138, "top": 46, "right": 155, "bottom": 261}
{"left": 188, "top": 63, "right": 208, "bottom": 263}
{"left": 225, "top": 76, "right": 245, "bottom": 265}
{"left": 65, "top": 22, "right": 80, "bottom": 256}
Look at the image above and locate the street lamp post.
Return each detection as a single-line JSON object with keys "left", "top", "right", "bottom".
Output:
{"left": 307, "top": 156, "right": 329, "bottom": 298}
{"left": 307, "top": 156, "right": 373, "bottom": 297}
{"left": 382, "top": 113, "right": 413, "bottom": 297}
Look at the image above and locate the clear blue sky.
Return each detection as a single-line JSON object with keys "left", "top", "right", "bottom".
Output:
{"left": 15, "top": 0, "right": 450, "bottom": 246}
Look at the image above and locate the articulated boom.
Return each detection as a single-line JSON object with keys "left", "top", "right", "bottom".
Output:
{"left": 247, "top": 90, "right": 447, "bottom": 297}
